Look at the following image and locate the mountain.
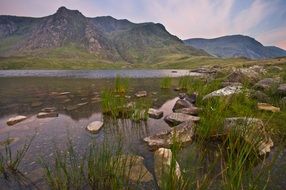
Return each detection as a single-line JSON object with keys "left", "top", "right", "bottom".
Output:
{"left": 184, "top": 35, "right": 286, "bottom": 59}
{"left": 0, "top": 7, "right": 207, "bottom": 63}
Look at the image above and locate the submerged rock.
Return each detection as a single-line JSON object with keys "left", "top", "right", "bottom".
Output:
{"left": 164, "top": 113, "right": 200, "bottom": 126}
{"left": 144, "top": 121, "right": 195, "bottom": 150}
{"left": 37, "top": 112, "right": 59, "bottom": 118}
{"left": 154, "top": 148, "right": 181, "bottom": 188}
{"left": 31, "top": 101, "right": 43, "bottom": 107}
{"left": 86, "top": 121, "right": 103, "bottom": 133}
{"left": 172, "top": 99, "right": 193, "bottom": 111}
{"left": 135, "top": 91, "right": 147, "bottom": 98}
{"left": 115, "top": 155, "right": 153, "bottom": 183}
{"left": 223, "top": 117, "right": 273, "bottom": 155}
{"left": 203, "top": 85, "right": 242, "bottom": 100}
{"left": 277, "top": 84, "right": 286, "bottom": 95}
{"left": 41, "top": 107, "right": 57, "bottom": 112}
{"left": 59, "top": 92, "right": 71, "bottom": 95}
{"left": 7, "top": 115, "right": 27, "bottom": 126}
{"left": 257, "top": 103, "right": 280, "bottom": 113}
{"left": 148, "top": 108, "right": 163, "bottom": 119}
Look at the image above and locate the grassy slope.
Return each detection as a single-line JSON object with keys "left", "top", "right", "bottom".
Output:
{"left": 0, "top": 48, "right": 285, "bottom": 70}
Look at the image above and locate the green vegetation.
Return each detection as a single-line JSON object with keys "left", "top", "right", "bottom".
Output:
{"left": 0, "top": 136, "right": 34, "bottom": 178}
{"left": 160, "top": 76, "right": 172, "bottom": 89}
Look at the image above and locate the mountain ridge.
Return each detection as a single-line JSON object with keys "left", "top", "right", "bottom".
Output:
{"left": 184, "top": 34, "right": 286, "bottom": 59}
{"left": 0, "top": 6, "right": 208, "bottom": 63}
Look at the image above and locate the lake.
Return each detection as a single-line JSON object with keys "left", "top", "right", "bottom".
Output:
{"left": 0, "top": 70, "right": 285, "bottom": 190}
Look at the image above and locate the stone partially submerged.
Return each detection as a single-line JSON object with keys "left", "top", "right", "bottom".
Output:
{"left": 203, "top": 85, "right": 242, "bottom": 100}
{"left": 223, "top": 117, "right": 273, "bottom": 155}
{"left": 115, "top": 155, "right": 153, "bottom": 183}
{"left": 7, "top": 115, "right": 27, "bottom": 126}
{"left": 135, "top": 91, "right": 147, "bottom": 98}
{"left": 144, "top": 121, "right": 195, "bottom": 150}
{"left": 154, "top": 148, "right": 181, "bottom": 189}
{"left": 172, "top": 99, "right": 193, "bottom": 111}
{"left": 37, "top": 112, "right": 59, "bottom": 118}
{"left": 148, "top": 108, "right": 163, "bottom": 119}
{"left": 174, "top": 107, "right": 200, "bottom": 116}
{"left": 86, "top": 121, "right": 104, "bottom": 133}
{"left": 164, "top": 113, "right": 200, "bottom": 126}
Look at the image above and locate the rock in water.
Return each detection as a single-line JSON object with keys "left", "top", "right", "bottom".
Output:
{"left": 172, "top": 99, "right": 193, "bottom": 111}
{"left": 115, "top": 155, "right": 153, "bottom": 183}
{"left": 257, "top": 103, "right": 280, "bottom": 112}
{"left": 37, "top": 112, "right": 59, "bottom": 118}
{"left": 148, "top": 108, "right": 163, "bottom": 119}
{"left": 203, "top": 85, "right": 242, "bottom": 100}
{"left": 223, "top": 117, "right": 273, "bottom": 155}
{"left": 135, "top": 91, "right": 147, "bottom": 98}
{"left": 154, "top": 148, "right": 181, "bottom": 188}
{"left": 7, "top": 115, "right": 27, "bottom": 126}
{"left": 86, "top": 121, "right": 104, "bottom": 133}
{"left": 144, "top": 121, "right": 195, "bottom": 150}
{"left": 164, "top": 113, "right": 200, "bottom": 126}
{"left": 41, "top": 107, "right": 57, "bottom": 112}
{"left": 277, "top": 84, "right": 286, "bottom": 95}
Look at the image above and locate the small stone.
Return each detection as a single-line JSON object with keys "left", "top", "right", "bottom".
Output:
{"left": 277, "top": 84, "right": 286, "bottom": 95}
{"left": 7, "top": 115, "right": 27, "bottom": 126}
{"left": 148, "top": 108, "right": 163, "bottom": 119}
{"left": 31, "top": 101, "right": 43, "bottom": 107}
{"left": 173, "top": 99, "right": 193, "bottom": 111}
{"left": 135, "top": 91, "right": 147, "bottom": 98}
{"left": 86, "top": 121, "right": 104, "bottom": 133}
{"left": 41, "top": 107, "right": 57, "bottom": 112}
{"left": 164, "top": 113, "right": 200, "bottom": 126}
{"left": 59, "top": 92, "right": 71, "bottom": 95}
{"left": 77, "top": 102, "right": 88, "bottom": 106}
{"left": 37, "top": 112, "right": 59, "bottom": 118}
{"left": 185, "top": 92, "right": 198, "bottom": 104}
{"left": 257, "top": 103, "right": 280, "bottom": 112}
{"left": 178, "top": 93, "right": 186, "bottom": 99}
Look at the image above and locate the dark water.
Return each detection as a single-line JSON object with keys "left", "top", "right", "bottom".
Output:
{"left": 0, "top": 73, "right": 285, "bottom": 189}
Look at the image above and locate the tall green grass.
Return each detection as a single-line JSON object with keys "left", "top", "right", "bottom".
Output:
{"left": 160, "top": 77, "right": 172, "bottom": 89}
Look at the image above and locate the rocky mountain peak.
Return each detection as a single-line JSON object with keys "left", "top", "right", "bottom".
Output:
{"left": 55, "top": 6, "right": 84, "bottom": 18}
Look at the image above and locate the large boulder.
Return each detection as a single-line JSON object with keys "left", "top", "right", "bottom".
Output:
{"left": 254, "top": 78, "right": 280, "bottom": 91}
{"left": 277, "top": 84, "right": 286, "bottom": 95}
{"left": 154, "top": 148, "right": 181, "bottom": 189}
{"left": 115, "top": 155, "right": 153, "bottom": 183}
{"left": 86, "top": 121, "right": 104, "bottom": 133}
{"left": 164, "top": 113, "right": 200, "bottom": 126}
{"left": 172, "top": 99, "right": 193, "bottom": 111}
{"left": 226, "top": 67, "right": 262, "bottom": 84}
{"left": 203, "top": 85, "right": 242, "bottom": 100}
{"left": 148, "top": 108, "right": 163, "bottom": 119}
{"left": 7, "top": 115, "right": 27, "bottom": 126}
{"left": 144, "top": 121, "right": 195, "bottom": 150}
{"left": 223, "top": 117, "right": 273, "bottom": 155}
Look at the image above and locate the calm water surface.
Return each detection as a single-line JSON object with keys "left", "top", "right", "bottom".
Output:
{"left": 0, "top": 71, "right": 285, "bottom": 189}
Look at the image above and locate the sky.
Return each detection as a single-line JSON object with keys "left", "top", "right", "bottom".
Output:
{"left": 1, "top": 0, "right": 286, "bottom": 49}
